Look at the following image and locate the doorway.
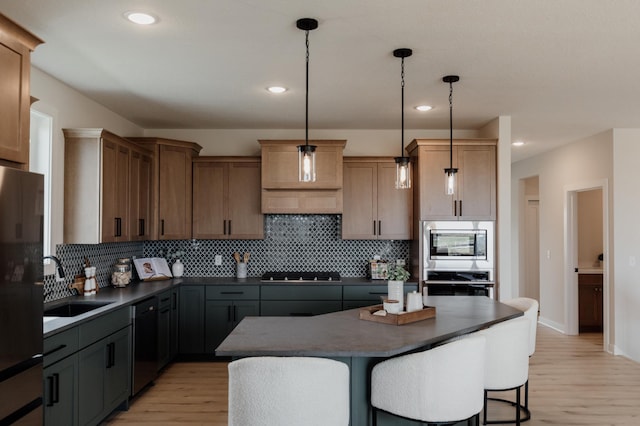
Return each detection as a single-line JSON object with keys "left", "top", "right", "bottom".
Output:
{"left": 564, "top": 180, "right": 609, "bottom": 351}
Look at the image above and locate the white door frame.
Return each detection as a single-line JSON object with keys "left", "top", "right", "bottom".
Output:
{"left": 564, "top": 179, "right": 610, "bottom": 351}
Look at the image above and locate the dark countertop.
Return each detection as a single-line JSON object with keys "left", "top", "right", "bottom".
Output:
{"left": 215, "top": 295, "right": 522, "bottom": 358}
{"left": 43, "top": 276, "right": 415, "bottom": 337}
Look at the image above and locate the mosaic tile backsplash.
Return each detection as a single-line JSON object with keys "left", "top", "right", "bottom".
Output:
{"left": 45, "top": 215, "right": 410, "bottom": 302}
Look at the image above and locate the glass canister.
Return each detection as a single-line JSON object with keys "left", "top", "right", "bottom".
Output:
{"left": 111, "top": 258, "right": 132, "bottom": 287}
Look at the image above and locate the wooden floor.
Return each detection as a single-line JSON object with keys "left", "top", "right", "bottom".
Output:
{"left": 105, "top": 325, "right": 640, "bottom": 425}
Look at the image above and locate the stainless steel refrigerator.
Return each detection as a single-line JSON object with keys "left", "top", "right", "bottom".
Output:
{"left": 0, "top": 166, "right": 44, "bottom": 425}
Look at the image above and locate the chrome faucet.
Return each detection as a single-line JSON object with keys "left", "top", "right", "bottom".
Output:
{"left": 43, "top": 255, "right": 65, "bottom": 279}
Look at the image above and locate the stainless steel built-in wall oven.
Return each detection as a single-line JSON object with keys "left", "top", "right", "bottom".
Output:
{"left": 423, "top": 221, "right": 495, "bottom": 298}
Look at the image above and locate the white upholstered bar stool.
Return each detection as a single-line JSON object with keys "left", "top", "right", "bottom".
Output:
{"left": 479, "top": 317, "right": 530, "bottom": 425}
{"left": 371, "top": 334, "right": 486, "bottom": 426}
{"left": 502, "top": 297, "right": 538, "bottom": 420}
{"left": 228, "top": 356, "right": 350, "bottom": 426}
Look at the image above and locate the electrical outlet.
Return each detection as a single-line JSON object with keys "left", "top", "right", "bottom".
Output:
{"left": 396, "top": 259, "right": 406, "bottom": 266}
{"left": 214, "top": 255, "right": 222, "bottom": 266}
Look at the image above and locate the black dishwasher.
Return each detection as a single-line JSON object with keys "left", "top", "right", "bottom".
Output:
{"left": 132, "top": 297, "right": 158, "bottom": 396}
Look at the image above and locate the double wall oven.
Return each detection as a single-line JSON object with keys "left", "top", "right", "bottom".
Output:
{"left": 423, "top": 221, "right": 495, "bottom": 298}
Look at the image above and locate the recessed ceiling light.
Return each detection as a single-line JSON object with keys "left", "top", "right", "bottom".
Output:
{"left": 267, "top": 86, "right": 288, "bottom": 94}
{"left": 512, "top": 141, "right": 525, "bottom": 146}
{"left": 415, "top": 105, "right": 432, "bottom": 112}
{"left": 125, "top": 11, "right": 157, "bottom": 25}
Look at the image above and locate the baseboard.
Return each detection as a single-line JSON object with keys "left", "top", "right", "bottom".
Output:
{"left": 537, "top": 317, "right": 565, "bottom": 334}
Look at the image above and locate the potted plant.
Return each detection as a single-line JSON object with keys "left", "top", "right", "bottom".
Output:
{"left": 387, "top": 264, "right": 410, "bottom": 312}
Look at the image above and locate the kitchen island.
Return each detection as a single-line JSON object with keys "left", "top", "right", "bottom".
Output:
{"left": 216, "top": 296, "right": 522, "bottom": 426}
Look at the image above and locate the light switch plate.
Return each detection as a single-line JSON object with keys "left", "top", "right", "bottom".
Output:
{"left": 214, "top": 255, "right": 222, "bottom": 266}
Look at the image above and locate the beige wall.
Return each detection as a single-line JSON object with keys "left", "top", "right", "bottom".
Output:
{"left": 578, "top": 189, "right": 603, "bottom": 269}
{"left": 511, "top": 131, "right": 613, "bottom": 332}
{"left": 612, "top": 129, "right": 640, "bottom": 361}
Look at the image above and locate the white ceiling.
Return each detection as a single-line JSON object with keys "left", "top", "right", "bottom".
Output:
{"left": 3, "top": 0, "right": 640, "bottom": 162}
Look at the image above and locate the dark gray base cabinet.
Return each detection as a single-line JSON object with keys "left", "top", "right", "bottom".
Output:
{"left": 205, "top": 300, "right": 260, "bottom": 353}
{"left": 78, "top": 326, "right": 131, "bottom": 426}
{"left": 157, "top": 290, "right": 172, "bottom": 370}
{"left": 260, "top": 285, "right": 342, "bottom": 317}
{"left": 44, "top": 353, "right": 78, "bottom": 426}
{"left": 179, "top": 285, "right": 206, "bottom": 354}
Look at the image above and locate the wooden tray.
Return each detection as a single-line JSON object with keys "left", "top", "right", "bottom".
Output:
{"left": 359, "top": 304, "right": 436, "bottom": 325}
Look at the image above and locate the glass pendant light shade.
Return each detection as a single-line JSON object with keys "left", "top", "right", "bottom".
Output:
{"left": 394, "top": 48, "right": 412, "bottom": 190}
{"left": 298, "top": 144, "right": 316, "bottom": 182}
{"left": 445, "top": 168, "right": 457, "bottom": 195}
{"left": 395, "top": 157, "right": 412, "bottom": 189}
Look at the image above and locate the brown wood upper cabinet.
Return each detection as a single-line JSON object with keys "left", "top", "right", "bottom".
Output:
{"left": 128, "top": 137, "right": 202, "bottom": 240}
{"left": 342, "top": 158, "right": 412, "bottom": 240}
{"left": 408, "top": 139, "right": 497, "bottom": 221}
{"left": 0, "top": 14, "right": 43, "bottom": 167}
{"left": 129, "top": 147, "right": 153, "bottom": 241}
{"left": 259, "top": 140, "right": 346, "bottom": 214}
{"left": 63, "top": 129, "right": 146, "bottom": 243}
{"left": 193, "top": 157, "right": 264, "bottom": 240}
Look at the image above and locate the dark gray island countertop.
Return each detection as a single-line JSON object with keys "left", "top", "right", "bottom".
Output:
{"left": 216, "top": 295, "right": 522, "bottom": 358}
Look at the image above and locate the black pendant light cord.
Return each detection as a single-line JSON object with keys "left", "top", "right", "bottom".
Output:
{"left": 305, "top": 28, "right": 310, "bottom": 147}
{"left": 401, "top": 56, "right": 405, "bottom": 157}
{"left": 449, "top": 79, "right": 453, "bottom": 169}
{"left": 442, "top": 75, "right": 459, "bottom": 173}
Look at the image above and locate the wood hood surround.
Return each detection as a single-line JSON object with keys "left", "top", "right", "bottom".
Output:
{"left": 259, "top": 140, "right": 346, "bottom": 214}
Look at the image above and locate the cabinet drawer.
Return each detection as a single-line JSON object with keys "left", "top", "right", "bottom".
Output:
{"left": 343, "top": 285, "right": 388, "bottom": 301}
{"left": 44, "top": 327, "right": 79, "bottom": 367}
{"left": 206, "top": 285, "right": 260, "bottom": 300}
{"left": 578, "top": 274, "right": 603, "bottom": 285}
{"left": 261, "top": 300, "right": 342, "bottom": 316}
{"left": 261, "top": 285, "right": 342, "bottom": 300}
{"left": 78, "top": 307, "right": 131, "bottom": 349}
{"left": 158, "top": 290, "right": 172, "bottom": 309}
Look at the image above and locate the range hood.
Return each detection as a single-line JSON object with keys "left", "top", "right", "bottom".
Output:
{"left": 259, "top": 140, "right": 346, "bottom": 214}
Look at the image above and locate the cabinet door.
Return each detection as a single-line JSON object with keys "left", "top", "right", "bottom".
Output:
{"left": 101, "top": 140, "right": 129, "bottom": 242}
{"left": 158, "top": 144, "right": 192, "bottom": 239}
{"left": 205, "top": 300, "right": 232, "bottom": 355}
{"left": 192, "top": 161, "right": 227, "bottom": 239}
{"left": 78, "top": 338, "right": 107, "bottom": 426}
{"left": 377, "top": 162, "right": 412, "bottom": 239}
{"left": 130, "top": 150, "right": 153, "bottom": 240}
{"left": 0, "top": 28, "right": 39, "bottom": 165}
{"left": 157, "top": 303, "right": 171, "bottom": 370}
{"left": 44, "top": 354, "right": 78, "bottom": 426}
{"left": 342, "top": 162, "right": 377, "bottom": 239}
{"left": 234, "top": 300, "right": 260, "bottom": 325}
{"left": 417, "top": 146, "right": 456, "bottom": 220}
{"left": 228, "top": 161, "right": 264, "bottom": 239}
{"left": 179, "top": 286, "right": 205, "bottom": 354}
{"left": 170, "top": 288, "right": 180, "bottom": 358}
{"left": 457, "top": 145, "right": 496, "bottom": 220}
{"left": 105, "top": 327, "right": 131, "bottom": 412}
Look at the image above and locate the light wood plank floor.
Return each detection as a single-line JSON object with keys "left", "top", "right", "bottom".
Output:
{"left": 105, "top": 325, "right": 640, "bottom": 425}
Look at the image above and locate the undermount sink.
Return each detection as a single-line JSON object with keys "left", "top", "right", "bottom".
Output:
{"left": 44, "top": 301, "right": 114, "bottom": 317}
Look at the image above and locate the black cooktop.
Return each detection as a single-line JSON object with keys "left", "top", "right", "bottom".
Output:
{"left": 260, "top": 271, "right": 341, "bottom": 282}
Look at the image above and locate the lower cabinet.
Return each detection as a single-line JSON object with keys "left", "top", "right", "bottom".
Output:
{"left": 260, "top": 285, "right": 342, "bottom": 316}
{"left": 157, "top": 290, "right": 172, "bottom": 370}
{"left": 179, "top": 285, "right": 206, "bottom": 354}
{"left": 205, "top": 300, "right": 260, "bottom": 352}
{"left": 78, "top": 326, "right": 131, "bottom": 426}
{"left": 578, "top": 273, "right": 603, "bottom": 332}
{"left": 43, "top": 307, "right": 131, "bottom": 426}
{"left": 170, "top": 288, "right": 180, "bottom": 359}
{"left": 44, "top": 353, "right": 79, "bottom": 426}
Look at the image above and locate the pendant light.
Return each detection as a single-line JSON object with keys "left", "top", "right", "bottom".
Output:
{"left": 393, "top": 48, "right": 412, "bottom": 189}
{"left": 443, "top": 75, "right": 460, "bottom": 195}
{"left": 297, "top": 18, "right": 318, "bottom": 182}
